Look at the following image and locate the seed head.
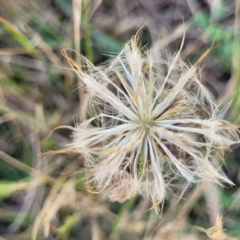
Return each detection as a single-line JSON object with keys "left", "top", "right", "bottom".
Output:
{"left": 65, "top": 32, "right": 239, "bottom": 208}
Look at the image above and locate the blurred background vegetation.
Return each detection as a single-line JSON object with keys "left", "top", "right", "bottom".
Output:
{"left": 0, "top": 0, "right": 240, "bottom": 239}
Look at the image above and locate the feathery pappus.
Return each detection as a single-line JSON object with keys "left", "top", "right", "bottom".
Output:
{"left": 63, "top": 31, "right": 239, "bottom": 210}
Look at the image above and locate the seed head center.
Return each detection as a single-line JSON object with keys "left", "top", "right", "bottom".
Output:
{"left": 139, "top": 119, "right": 154, "bottom": 132}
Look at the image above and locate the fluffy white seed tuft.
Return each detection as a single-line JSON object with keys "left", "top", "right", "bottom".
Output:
{"left": 65, "top": 32, "right": 239, "bottom": 209}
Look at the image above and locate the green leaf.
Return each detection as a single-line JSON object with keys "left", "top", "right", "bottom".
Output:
{"left": 53, "top": 0, "right": 72, "bottom": 17}
{"left": 0, "top": 181, "right": 28, "bottom": 199}
{"left": 211, "top": 5, "right": 228, "bottom": 21}
{"left": 0, "top": 209, "right": 34, "bottom": 224}
{"left": 193, "top": 12, "right": 210, "bottom": 28}
{"left": 0, "top": 16, "right": 38, "bottom": 57}
{"left": 92, "top": 29, "right": 124, "bottom": 53}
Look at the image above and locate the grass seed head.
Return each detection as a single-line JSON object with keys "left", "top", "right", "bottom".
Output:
{"left": 65, "top": 32, "right": 239, "bottom": 208}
